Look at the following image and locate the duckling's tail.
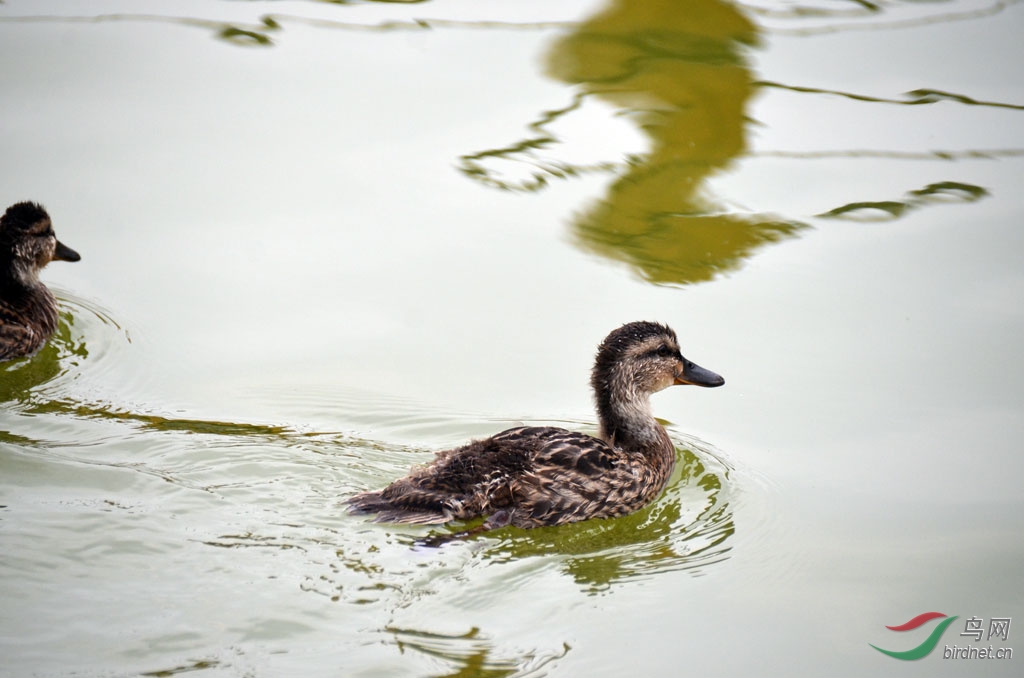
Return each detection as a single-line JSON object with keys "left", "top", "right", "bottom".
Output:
{"left": 346, "top": 489, "right": 454, "bottom": 525}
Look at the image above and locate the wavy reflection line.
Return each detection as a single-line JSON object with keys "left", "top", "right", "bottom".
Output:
{"left": 818, "top": 180, "right": 989, "bottom": 220}
{"left": 277, "top": 14, "right": 576, "bottom": 32}
{"left": 385, "top": 625, "right": 571, "bottom": 677}
{"left": 43, "top": 400, "right": 294, "bottom": 437}
{"left": 202, "top": 534, "right": 309, "bottom": 552}
{"left": 139, "top": 660, "right": 221, "bottom": 677}
{"left": 762, "top": 0, "right": 1016, "bottom": 36}
{"left": 741, "top": 0, "right": 881, "bottom": 20}
{"left": 756, "top": 148, "right": 1024, "bottom": 161}
{"left": 458, "top": 90, "right": 629, "bottom": 193}
{"left": 756, "top": 80, "right": 1024, "bottom": 111}
{"left": 0, "top": 429, "right": 39, "bottom": 446}
{"left": 0, "top": 13, "right": 282, "bottom": 46}
{"left": 0, "top": 13, "right": 576, "bottom": 48}
{"left": 0, "top": 292, "right": 296, "bottom": 439}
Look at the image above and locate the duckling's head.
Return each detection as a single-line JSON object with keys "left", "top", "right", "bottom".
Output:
{"left": 592, "top": 321, "right": 724, "bottom": 403}
{"left": 0, "top": 202, "right": 80, "bottom": 282}
{"left": 591, "top": 321, "right": 723, "bottom": 444}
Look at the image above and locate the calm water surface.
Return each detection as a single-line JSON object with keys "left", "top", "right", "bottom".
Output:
{"left": 1, "top": 0, "right": 1022, "bottom": 675}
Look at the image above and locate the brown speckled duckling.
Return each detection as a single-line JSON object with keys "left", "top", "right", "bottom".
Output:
{"left": 0, "top": 202, "right": 81, "bottom": 361}
{"left": 348, "top": 321, "right": 724, "bottom": 530}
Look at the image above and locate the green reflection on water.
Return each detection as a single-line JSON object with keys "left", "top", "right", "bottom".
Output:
{"left": 418, "top": 445, "right": 734, "bottom": 593}
{"left": 820, "top": 180, "right": 989, "bottom": 221}
{"left": 139, "top": 659, "right": 221, "bottom": 678}
{"left": 493, "top": 448, "right": 732, "bottom": 591}
{"left": 40, "top": 402, "right": 294, "bottom": 437}
{"left": 387, "top": 626, "right": 570, "bottom": 678}
{"left": 218, "top": 25, "right": 275, "bottom": 46}
{"left": 757, "top": 80, "right": 1024, "bottom": 111}
{"left": 0, "top": 309, "right": 85, "bottom": 406}
{"left": 453, "top": 0, "right": 808, "bottom": 285}
{"left": 1, "top": 299, "right": 290, "bottom": 442}
{"left": 548, "top": 0, "right": 806, "bottom": 286}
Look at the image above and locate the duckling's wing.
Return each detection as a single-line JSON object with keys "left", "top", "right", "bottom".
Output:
{"left": 520, "top": 428, "right": 618, "bottom": 476}
{"left": 502, "top": 428, "right": 637, "bottom": 527}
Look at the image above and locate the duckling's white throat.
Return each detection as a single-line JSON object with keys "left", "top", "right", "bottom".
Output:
{"left": 601, "top": 394, "right": 666, "bottom": 447}
{"left": 8, "top": 256, "right": 42, "bottom": 288}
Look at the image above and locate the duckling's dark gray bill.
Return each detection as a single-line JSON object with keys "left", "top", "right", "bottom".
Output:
{"left": 675, "top": 360, "right": 724, "bottom": 387}
{"left": 54, "top": 240, "right": 80, "bottom": 262}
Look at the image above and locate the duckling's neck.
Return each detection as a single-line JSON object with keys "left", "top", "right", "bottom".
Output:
{"left": 594, "top": 380, "right": 670, "bottom": 453}
{"left": 3, "top": 256, "right": 42, "bottom": 289}
{"left": 1, "top": 258, "right": 58, "bottom": 334}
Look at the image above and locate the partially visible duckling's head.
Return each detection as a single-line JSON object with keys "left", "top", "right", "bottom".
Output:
{"left": 1, "top": 202, "right": 80, "bottom": 284}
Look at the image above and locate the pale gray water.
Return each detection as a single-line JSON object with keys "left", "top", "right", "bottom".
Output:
{"left": 1, "top": 0, "right": 1022, "bottom": 675}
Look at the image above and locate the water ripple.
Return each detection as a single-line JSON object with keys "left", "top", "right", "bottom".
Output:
{"left": 0, "top": 289, "right": 131, "bottom": 408}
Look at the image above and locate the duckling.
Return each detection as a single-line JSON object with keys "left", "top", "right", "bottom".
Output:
{"left": 0, "top": 202, "right": 81, "bottom": 361}
{"left": 347, "top": 321, "right": 724, "bottom": 530}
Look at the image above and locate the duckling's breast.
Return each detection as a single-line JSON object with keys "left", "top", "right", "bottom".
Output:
{"left": 0, "top": 284, "right": 60, "bottom": 360}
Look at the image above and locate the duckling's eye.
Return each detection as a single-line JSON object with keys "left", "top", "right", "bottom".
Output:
{"left": 655, "top": 346, "right": 675, "bottom": 358}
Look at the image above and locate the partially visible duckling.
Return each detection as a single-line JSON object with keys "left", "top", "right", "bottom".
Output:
{"left": 0, "top": 202, "right": 81, "bottom": 361}
{"left": 348, "top": 321, "right": 724, "bottom": 531}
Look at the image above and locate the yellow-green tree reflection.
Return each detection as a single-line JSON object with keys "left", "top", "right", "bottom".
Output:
{"left": 546, "top": 0, "right": 805, "bottom": 285}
